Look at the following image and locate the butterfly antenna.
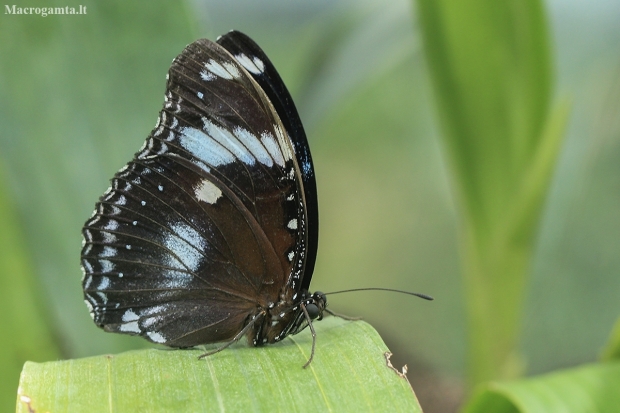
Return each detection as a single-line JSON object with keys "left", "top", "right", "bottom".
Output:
{"left": 324, "top": 288, "right": 434, "bottom": 301}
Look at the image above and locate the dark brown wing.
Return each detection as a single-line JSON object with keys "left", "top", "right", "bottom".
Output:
{"left": 217, "top": 31, "right": 319, "bottom": 292}
{"left": 81, "top": 38, "right": 307, "bottom": 347}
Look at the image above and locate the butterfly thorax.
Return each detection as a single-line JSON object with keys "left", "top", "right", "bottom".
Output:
{"left": 249, "top": 290, "right": 326, "bottom": 347}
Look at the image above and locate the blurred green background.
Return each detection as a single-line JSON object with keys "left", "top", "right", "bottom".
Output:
{"left": 1, "top": 0, "right": 619, "bottom": 412}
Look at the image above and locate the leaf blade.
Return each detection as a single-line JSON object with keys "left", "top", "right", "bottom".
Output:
{"left": 463, "top": 362, "right": 620, "bottom": 413}
{"left": 414, "top": 0, "right": 567, "bottom": 387}
{"left": 17, "top": 318, "right": 422, "bottom": 413}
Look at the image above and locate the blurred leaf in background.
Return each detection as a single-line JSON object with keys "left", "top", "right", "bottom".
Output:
{"left": 0, "top": 2, "right": 200, "bottom": 409}
{"left": 0, "top": 164, "right": 59, "bottom": 413}
{"left": 415, "top": 0, "right": 569, "bottom": 388}
{"left": 0, "top": 0, "right": 199, "bottom": 359}
{"left": 461, "top": 323, "right": 620, "bottom": 412}
{"left": 462, "top": 362, "right": 620, "bottom": 413}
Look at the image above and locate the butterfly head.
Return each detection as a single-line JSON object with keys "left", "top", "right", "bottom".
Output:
{"left": 249, "top": 289, "right": 327, "bottom": 347}
{"left": 304, "top": 291, "right": 326, "bottom": 320}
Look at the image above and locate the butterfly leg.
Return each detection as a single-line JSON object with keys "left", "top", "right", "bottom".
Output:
{"left": 300, "top": 302, "right": 317, "bottom": 369}
{"left": 198, "top": 311, "right": 264, "bottom": 360}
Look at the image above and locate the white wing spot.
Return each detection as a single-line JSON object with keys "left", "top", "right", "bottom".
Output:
{"left": 204, "top": 59, "right": 235, "bottom": 80}
{"left": 122, "top": 309, "right": 139, "bottom": 322}
{"left": 82, "top": 259, "right": 93, "bottom": 274}
{"left": 147, "top": 331, "right": 167, "bottom": 344}
{"left": 200, "top": 70, "right": 215, "bottom": 81}
{"left": 103, "top": 220, "right": 119, "bottom": 231}
{"left": 222, "top": 62, "right": 240, "bottom": 78}
{"left": 234, "top": 127, "right": 272, "bottom": 167}
{"left": 179, "top": 127, "right": 235, "bottom": 166}
{"left": 195, "top": 179, "right": 222, "bottom": 204}
{"left": 274, "top": 124, "right": 293, "bottom": 161}
{"left": 287, "top": 219, "right": 298, "bottom": 230}
{"left": 99, "top": 246, "right": 117, "bottom": 257}
{"left": 163, "top": 222, "right": 206, "bottom": 272}
{"left": 120, "top": 309, "right": 141, "bottom": 333}
{"left": 253, "top": 57, "right": 265, "bottom": 72}
{"left": 82, "top": 272, "right": 91, "bottom": 288}
{"left": 154, "top": 112, "right": 166, "bottom": 136}
{"left": 119, "top": 321, "right": 140, "bottom": 333}
{"left": 84, "top": 300, "right": 94, "bottom": 318}
{"left": 97, "top": 277, "right": 110, "bottom": 290}
{"left": 96, "top": 291, "right": 108, "bottom": 304}
{"left": 261, "top": 131, "right": 284, "bottom": 167}
{"left": 235, "top": 53, "right": 264, "bottom": 75}
{"left": 100, "top": 259, "right": 115, "bottom": 273}
{"left": 101, "top": 232, "right": 116, "bottom": 244}
{"left": 102, "top": 188, "right": 114, "bottom": 202}
{"left": 201, "top": 118, "right": 255, "bottom": 165}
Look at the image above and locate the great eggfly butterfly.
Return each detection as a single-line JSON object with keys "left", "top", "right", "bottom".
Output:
{"left": 81, "top": 31, "right": 326, "bottom": 365}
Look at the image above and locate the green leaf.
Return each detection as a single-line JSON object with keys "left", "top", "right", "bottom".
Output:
{"left": 462, "top": 362, "right": 620, "bottom": 413}
{"left": 601, "top": 317, "right": 620, "bottom": 362}
{"left": 414, "top": 0, "right": 568, "bottom": 387}
{"left": 0, "top": 165, "right": 60, "bottom": 413}
{"left": 16, "top": 318, "right": 421, "bottom": 412}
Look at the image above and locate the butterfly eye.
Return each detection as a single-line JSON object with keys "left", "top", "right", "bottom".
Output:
{"left": 313, "top": 291, "right": 326, "bottom": 303}
{"left": 305, "top": 303, "right": 320, "bottom": 320}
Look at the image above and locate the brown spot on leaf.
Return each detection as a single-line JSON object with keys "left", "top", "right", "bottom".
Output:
{"left": 385, "top": 351, "right": 409, "bottom": 379}
{"left": 19, "top": 394, "right": 36, "bottom": 413}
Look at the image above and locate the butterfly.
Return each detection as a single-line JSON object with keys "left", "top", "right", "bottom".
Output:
{"left": 81, "top": 30, "right": 326, "bottom": 366}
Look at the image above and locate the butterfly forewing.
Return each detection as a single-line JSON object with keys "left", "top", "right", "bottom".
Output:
{"left": 216, "top": 32, "right": 319, "bottom": 292}
{"left": 82, "top": 35, "right": 312, "bottom": 347}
